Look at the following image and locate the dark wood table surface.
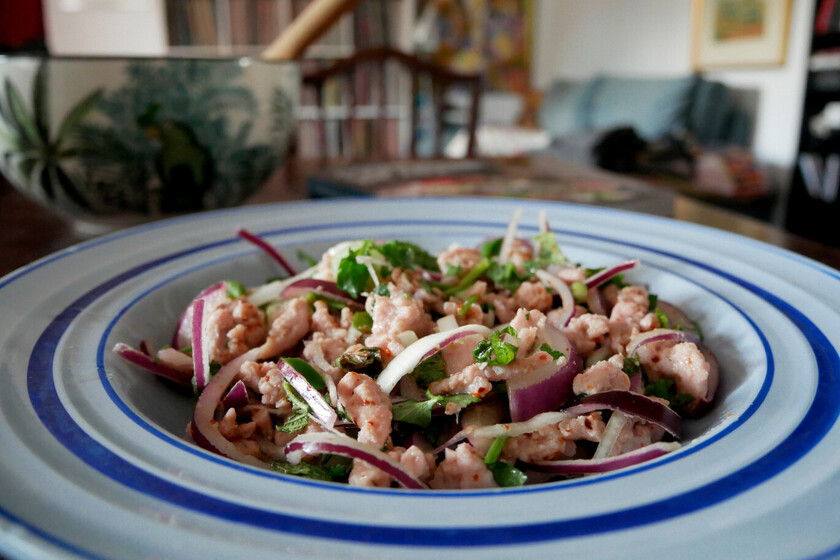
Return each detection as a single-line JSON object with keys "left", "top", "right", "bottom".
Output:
{"left": 2, "top": 160, "right": 840, "bottom": 279}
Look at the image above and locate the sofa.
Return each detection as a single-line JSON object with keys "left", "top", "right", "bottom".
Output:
{"left": 537, "top": 74, "right": 752, "bottom": 148}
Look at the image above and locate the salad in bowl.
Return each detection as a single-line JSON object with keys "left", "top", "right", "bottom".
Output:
{"left": 115, "top": 209, "right": 719, "bottom": 490}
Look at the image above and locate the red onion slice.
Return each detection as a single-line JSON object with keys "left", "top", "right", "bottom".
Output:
{"left": 237, "top": 228, "right": 296, "bottom": 276}
{"left": 584, "top": 259, "right": 639, "bottom": 289}
{"left": 190, "top": 348, "right": 268, "bottom": 467}
{"left": 506, "top": 323, "right": 582, "bottom": 422}
{"left": 587, "top": 286, "right": 607, "bottom": 316}
{"left": 626, "top": 328, "right": 701, "bottom": 357}
{"left": 280, "top": 278, "right": 365, "bottom": 306}
{"left": 573, "top": 391, "right": 681, "bottom": 438}
{"left": 277, "top": 360, "right": 337, "bottom": 429}
{"left": 525, "top": 441, "right": 681, "bottom": 475}
{"left": 113, "top": 342, "right": 193, "bottom": 386}
{"left": 222, "top": 379, "right": 249, "bottom": 409}
{"left": 172, "top": 281, "right": 227, "bottom": 350}
{"left": 284, "top": 432, "right": 427, "bottom": 489}
{"left": 535, "top": 270, "right": 575, "bottom": 327}
{"left": 377, "top": 324, "right": 492, "bottom": 394}
{"left": 191, "top": 298, "right": 212, "bottom": 392}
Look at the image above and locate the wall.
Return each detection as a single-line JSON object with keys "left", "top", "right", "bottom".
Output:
{"left": 532, "top": 0, "right": 816, "bottom": 176}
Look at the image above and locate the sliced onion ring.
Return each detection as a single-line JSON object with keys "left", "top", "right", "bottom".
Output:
{"left": 113, "top": 342, "right": 193, "bottom": 386}
{"left": 535, "top": 269, "right": 575, "bottom": 327}
{"left": 506, "top": 324, "right": 582, "bottom": 422}
{"left": 190, "top": 348, "right": 268, "bottom": 467}
{"left": 222, "top": 380, "right": 249, "bottom": 409}
{"left": 277, "top": 360, "right": 337, "bottom": 429}
{"left": 584, "top": 259, "right": 639, "bottom": 289}
{"left": 574, "top": 391, "right": 681, "bottom": 438}
{"left": 377, "top": 324, "right": 492, "bottom": 394}
{"left": 281, "top": 278, "right": 364, "bottom": 306}
{"left": 237, "top": 228, "right": 296, "bottom": 276}
{"left": 525, "top": 441, "right": 682, "bottom": 475}
{"left": 284, "top": 432, "right": 427, "bottom": 489}
{"left": 172, "top": 281, "right": 227, "bottom": 350}
{"left": 626, "top": 328, "right": 701, "bottom": 357}
{"left": 191, "top": 298, "right": 211, "bottom": 392}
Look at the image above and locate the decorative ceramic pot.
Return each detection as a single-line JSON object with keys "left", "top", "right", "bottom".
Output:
{"left": 0, "top": 55, "right": 298, "bottom": 224}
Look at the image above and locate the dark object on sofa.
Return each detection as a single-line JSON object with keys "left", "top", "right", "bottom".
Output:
{"left": 593, "top": 127, "right": 647, "bottom": 173}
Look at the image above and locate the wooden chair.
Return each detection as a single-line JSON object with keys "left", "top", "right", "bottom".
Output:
{"left": 300, "top": 46, "right": 482, "bottom": 160}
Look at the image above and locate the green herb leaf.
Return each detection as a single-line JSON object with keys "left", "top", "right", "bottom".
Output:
{"left": 481, "top": 237, "right": 504, "bottom": 258}
{"left": 378, "top": 240, "right": 439, "bottom": 272}
{"left": 336, "top": 253, "right": 372, "bottom": 300}
{"left": 271, "top": 461, "right": 347, "bottom": 482}
{"left": 226, "top": 280, "right": 246, "bottom": 299}
{"left": 305, "top": 291, "right": 346, "bottom": 311}
{"left": 392, "top": 392, "right": 480, "bottom": 427}
{"left": 282, "top": 357, "right": 326, "bottom": 390}
{"left": 374, "top": 284, "right": 390, "bottom": 297}
{"left": 539, "top": 343, "right": 563, "bottom": 360}
{"left": 296, "top": 250, "right": 318, "bottom": 267}
{"left": 488, "top": 461, "right": 527, "bottom": 487}
{"left": 531, "top": 231, "right": 568, "bottom": 267}
{"left": 473, "top": 326, "right": 518, "bottom": 366}
{"left": 654, "top": 308, "right": 669, "bottom": 329}
{"left": 648, "top": 293, "right": 659, "bottom": 311}
{"left": 622, "top": 354, "right": 641, "bottom": 376}
{"left": 278, "top": 381, "right": 309, "bottom": 433}
{"left": 485, "top": 261, "right": 532, "bottom": 293}
{"left": 411, "top": 353, "right": 447, "bottom": 388}
{"left": 334, "top": 347, "right": 382, "bottom": 376}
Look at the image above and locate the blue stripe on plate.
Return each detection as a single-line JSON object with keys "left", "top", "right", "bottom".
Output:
{"left": 17, "top": 216, "right": 840, "bottom": 551}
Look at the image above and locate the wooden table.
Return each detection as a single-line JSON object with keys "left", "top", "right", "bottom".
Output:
{"left": 2, "top": 160, "right": 840, "bottom": 279}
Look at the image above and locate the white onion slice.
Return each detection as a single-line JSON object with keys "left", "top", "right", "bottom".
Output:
{"left": 526, "top": 441, "right": 682, "bottom": 475}
{"left": 497, "top": 208, "right": 522, "bottom": 265}
{"left": 535, "top": 269, "right": 575, "bottom": 327}
{"left": 277, "top": 360, "right": 337, "bottom": 429}
{"left": 592, "top": 410, "right": 629, "bottom": 459}
{"left": 284, "top": 432, "right": 427, "bottom": 489}
{"left": 584, "top": 259, "right": 639, "bottom": 289}
{"left": 191, "top": 298, "right": 212, "bottom": 392}
{"left": 377, "top": 324, "right": 492, "bottom": 394}
{"left": 246, "top": 266, "right": 318, "bottom": 307}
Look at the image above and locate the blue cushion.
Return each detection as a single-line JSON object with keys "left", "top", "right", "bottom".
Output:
{"left": 537, "top": 78, "right": 600, "bottom": 137}
{"left": 587, "top": 75, "right": 699, "bottom": 140}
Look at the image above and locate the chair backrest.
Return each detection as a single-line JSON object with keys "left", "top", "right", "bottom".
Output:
{"left": 301, "top": 46, "right": 482, "bottom": 160}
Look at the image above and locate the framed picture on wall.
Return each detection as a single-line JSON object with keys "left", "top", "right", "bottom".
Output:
{"left": 692, "top": 0, "right": 793, "bottom": 69}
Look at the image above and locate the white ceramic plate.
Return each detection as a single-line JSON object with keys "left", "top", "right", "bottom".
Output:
{"left": 1, "top": 198, "right": 839, "bottom": 560}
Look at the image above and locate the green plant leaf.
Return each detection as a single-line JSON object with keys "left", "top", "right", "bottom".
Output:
{"left": 56, "top": 88, "right": 103, "bottom": 149}
{"left": 32, "top": 62, "right": 50, "bottom": 140}
{"left": 4, "top": 78, "right": 40, "bottom": 148}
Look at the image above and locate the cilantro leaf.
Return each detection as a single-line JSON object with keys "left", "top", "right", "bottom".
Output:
{"left": 271, "top": 460, "right": 349, "bottom": 482}
{"left": 411, "top": 353, "right": 447, "bottom": 388}
{"left": 392, "top": 392, "right": 480, "bottom": 427}
{"left": 485, "top": 261, "right": 532, "bottom": 293}
{"left": 296, "top": 250, "right": 318, "bottom": 267}
{"left": 336, "top": 253, "right": 372, "bottom": 299}
{"left": 374, "top": 284, "right": 390, "bottom": 297}
{"left": 648, "top": 293, "right": 659, "bottom": 311}
{"left": 474, "top": 326, "right": 518, "bottom": 366}
{"left": 278, "top": 381, "right": 309, "bottom": 433}
{"left": 378, "top": 240, "right": 439, "bottom": 272}
{"left": 539, "top": 343, "right": 563, "bottom": 360}
{"left": 644, "top": 377, "right": 695, "bottom": 413}
{"left": 622, "top": 354, "right": 641, "bottom": 376}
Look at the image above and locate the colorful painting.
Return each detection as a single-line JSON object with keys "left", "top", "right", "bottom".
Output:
{"left": 423, "top": 0, "right": 533, "bottom": 93}
{"left": 714, "top": 0, "right": 766, "bottom": 41}
{"left": 692, "top": 0, "right": 792, "bottom": 69}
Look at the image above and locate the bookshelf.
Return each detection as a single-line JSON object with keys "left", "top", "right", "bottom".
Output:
{"left": 787, "top": 0, "right": 840, "bottom": 246}
{"left": 164, "top": 0, "right": 418, "bottom": 159}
